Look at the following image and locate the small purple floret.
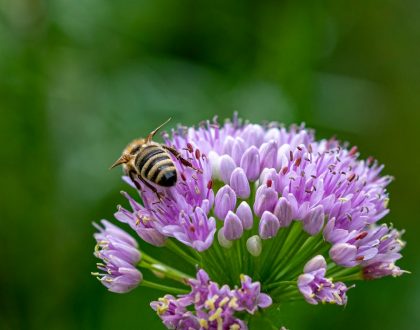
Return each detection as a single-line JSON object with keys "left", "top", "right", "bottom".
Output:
{"left": 298, "top": 255, "right": 351, "bottom": 305}
{"left": 93, "top": 220, "right": 142, "bottom": 293}
{"left": 151, "top": 269, "right": 272, "bottom": 329}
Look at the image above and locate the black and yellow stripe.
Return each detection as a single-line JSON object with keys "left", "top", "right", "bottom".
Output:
{"left": 135, "top": 145, "right": 177, "bottom": 187}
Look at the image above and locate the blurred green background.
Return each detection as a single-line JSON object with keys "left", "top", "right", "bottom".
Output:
{"left": 1, "top": 0, "right": 419, "bottom": 329}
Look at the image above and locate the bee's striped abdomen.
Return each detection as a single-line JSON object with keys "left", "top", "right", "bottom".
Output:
{"left": 136, "top": 145, "right": 177, "bottom": 187}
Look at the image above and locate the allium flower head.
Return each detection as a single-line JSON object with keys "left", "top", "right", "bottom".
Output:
{"left": 92, "top": 115, "right": 406, "bottom": 329}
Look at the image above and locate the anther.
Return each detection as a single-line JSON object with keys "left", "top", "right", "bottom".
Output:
{"left": 348, "top": 173, "right": 356, "bottom": 182}
{"left": 355, "top": 231, "right": 368, "bottom": 240}
{"left": 349, "top": 146, "right": 358, "bottom": 156}
{"left": 195, "top": 149, "right": 201, "bottom": 159}
{"left": 186, "top": 143, "right": 194, "bottom": 153}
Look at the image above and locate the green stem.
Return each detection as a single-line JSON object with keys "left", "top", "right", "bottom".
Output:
{"left": 138, "top": 259, "right": 191, "bottom": 283}
{"left": 264, "top": 280, "right": 296, "bottom": 290}
{"left": 273, "top": 288, "right": 301, "bottom": 302}
{"left": 328, "top": 266, "right": 361, "bottom": 278}
{"left": 141, "top": 280, "right": 189, "bottom": 294}
{"left": 278, "top": 243, "right": 330, "bottom": 281}
{"left": 259, "top": 225, "right": 291, "bottom": 279}
{"left": 334, "top": 273, "right": 363, "bottom": 282}
{"left": 265, "top": 222, "right": 306, "bottom": 283}
{"left": 201, "top": 244, "right": 229, "bottom": 283}
{"left": 333, "top": 271, "right": 363, "bottom": 282}
{"left": 165, "top": 239, "right": 200, "bottom": 266}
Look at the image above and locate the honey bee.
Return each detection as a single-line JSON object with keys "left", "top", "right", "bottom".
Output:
{"left": 110, "top": 118, "right": 201, "bottom": 200}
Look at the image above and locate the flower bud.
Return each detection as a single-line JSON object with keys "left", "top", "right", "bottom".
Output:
{"left": 236, "top": 201, "right": 253, "bottom": 230}
{"left": 214, "top": 185, "right": 237, "bottom": 220}
{"left": 254, "top": 184, "right": 278, "bottom": 217}
{"left": 329, "top": 242, "right": 357, "bottom": 267}
{"left": 274, "top": 197, "right": 293, "bottom": 227}
{"left": 240, "top": 146, "right": 261, "bottom": 181}
{"left": 265, "top": 127, "right": 281, "bottom": 143}
{"left": 137, "top": 227, "right": 166, "bottom": 247}
{"left": 219, "top": 154, "right": 237, "bottom": 183}
{"left": 242, "top": 124, "right": 264, "bottom": 147}
{"left": 302, "top": 205, "right": 325, "bottom": 235}
{"left": 259, "top": 140, "right": 278, "bottom": 169}
{"left": 303, "top": 255, "right": 327, "bottom": 273}
{"left": 208, "top": 150, "right": 221, "bottom": 180}
{"left": 217, "top": 228, "right": 233, "bottom": 248}
{"left": 223, "top": 211, "right": 243, "bottom": 240}
{"left": 259, "top": 211, "right": 280, "bottom": 239}
{"left": 232, "top": 137, "right": 246, "bottom": 165}
{"left": 323, "top": 218, "right": 349, "bottom": 244}
{"left": 230, "top": 167, "right": 250, "bottom": 198}
{"left": 222, "top": 135, "right": 235, "bottom": 155}
{"left": 246, "top": 235, "right": 262, "bottom": 257}
{"left": 277, "top": 143, "right": 292, "bottom": 168}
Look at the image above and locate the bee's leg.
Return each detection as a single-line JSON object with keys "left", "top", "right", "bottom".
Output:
{"left": 138, "top": 176, "right": 164, "bottom": 202}
{"left": 162, "top": 145, "right": 203, "bottom": 173}
{"left": 128, "top": 171, "right": 142, "bottom": 190}
{"left": 129, "top": 171, "right": 163, "bottom": 201}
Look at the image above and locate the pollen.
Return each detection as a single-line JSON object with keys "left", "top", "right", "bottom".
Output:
{"left": 218, "top": 297, "right": 229, "bottom": 307}
{"left": 199, "top": 319, "right": 209, "bottom": 329}
{"left": 205, "top": 295, "right": 219, "bottom": 310}
{"left": 208, "top": 307, "right": 223, "bottom": 321}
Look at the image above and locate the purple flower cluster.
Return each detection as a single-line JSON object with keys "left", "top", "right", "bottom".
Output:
{"left": 114, "top": 116, "right": 404, "bottom": 280}
{"left": 151, "top": 269, "right": 272, "bottom": 329}
{"left": 93, "top": 220, "right": 142, "bottom": 293}
{"left": 92, "top": 116, "right": 407, "bottom": 329}
{"left": 298, "top": 256, "right": 351, "bottom": 305}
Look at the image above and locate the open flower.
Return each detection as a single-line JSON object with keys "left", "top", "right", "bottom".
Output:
{"left": 361, "top": 226, "right": 406, "bottom": 279}
{"left": 92, "top": 220, "right": 142, "bottom": 293}
{"left": 298, "top": 256, "right": 351, "bottom": 305}
{"left": 151, "top": 269, "right": 271, "bottom": 330}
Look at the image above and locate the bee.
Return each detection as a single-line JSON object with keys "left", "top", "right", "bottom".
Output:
{"left": 110, "top": 118, "right": 201, "bottom": 200}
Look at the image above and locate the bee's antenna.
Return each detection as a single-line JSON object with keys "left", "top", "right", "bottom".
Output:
{"left": 146, "top": 118, "right": 172, "bottom": 143}
{"left": 109, "top": 154, "right": 130, "bottom": 170}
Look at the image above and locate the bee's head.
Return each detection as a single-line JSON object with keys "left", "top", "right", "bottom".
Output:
{"left": 109, "top": 139, "right": 145, "bottom": 170}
